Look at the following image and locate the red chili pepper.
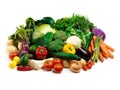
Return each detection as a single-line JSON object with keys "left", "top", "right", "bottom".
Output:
{"left": 35, "top": 46, "right": 48, "bottom": 60}
{"left": 17, "top": 66, "right": 33, "bottom": 71}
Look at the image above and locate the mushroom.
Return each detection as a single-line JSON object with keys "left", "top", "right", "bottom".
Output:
{"left": 69, "top": 60, "right": 82, "bottom": 73}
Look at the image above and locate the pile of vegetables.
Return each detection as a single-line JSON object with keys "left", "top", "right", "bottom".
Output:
{"left": 7, "top": 14, "right": 114, "bottom": 73}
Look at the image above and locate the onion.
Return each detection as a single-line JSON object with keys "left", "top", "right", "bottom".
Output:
{"left": 6, "top": 45, "right": 18, "bottom": 54}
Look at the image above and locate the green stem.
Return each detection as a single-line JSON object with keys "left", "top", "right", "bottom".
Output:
{"left": 85, "top": 32, "right": 94, "bottom": 50}
{"left": 92, "top": 36, "right": 102, "bottom": 62}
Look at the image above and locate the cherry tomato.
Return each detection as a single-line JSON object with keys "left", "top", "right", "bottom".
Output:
{"left": 89, "top": 61, "right": 94, "bottom": 65}
{"left": 9, "top": 52, "right": 18, "bottom": 60}
{"left": 53, "top": 63, "right": 63, "bottom": 73}
{"left": 86, "top": 62, "right": 89, "bottom": 66}
{"left": 82, "top": 65, "right": 88, "bottom": 71}
{"left": 86, "top": 64, "right": 92, "bottom": 69}
{"left": 43, "top": 60, "right": 54, "bottom": 71}
{"left": 53, "top": 58, "right": 63, "bottom": 65}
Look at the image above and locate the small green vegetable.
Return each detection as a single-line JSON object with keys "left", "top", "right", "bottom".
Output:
{"left": 53, "top": 30, "right": 67, "bottom": 41}
{"left": 50, "top": 52, "right": 81, "bottom": 60}
{"left": 29, "top": 44, "right": 39, "bottom": 53}
{"left": 20, "top": 53, "right": 29, "bottom": 66}
{"left": 47, "top": 39, "right": 64, "bottom": 52}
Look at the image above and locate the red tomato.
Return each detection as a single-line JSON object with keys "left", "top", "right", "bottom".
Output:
{"left": 82, "top": 65, "right": 88, "bottom": 71}
{"left": 86, "top": 62, "right": 89, "bottom": 66}
{"left": 53, "top": 63, "right": 63, "bottom": 73}
{"left": 9, "top": 52, "right": 18, "bottom": 60}
{"left": 53, "top": 58, "right": 63, "bottom": 65}
{"left": 87, "top": 64, "right": 92, "bottom": 69}
{"left": 43, "top": 60, "right": 54, "bottom": 71}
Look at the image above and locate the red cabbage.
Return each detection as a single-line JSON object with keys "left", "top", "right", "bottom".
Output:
{"left": 92, "top": 28, "right": 106, "bottom": 40}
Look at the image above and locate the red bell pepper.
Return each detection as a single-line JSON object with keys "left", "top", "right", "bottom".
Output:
{"left": 35, "top": 46, "right": 48, "bottom": 60}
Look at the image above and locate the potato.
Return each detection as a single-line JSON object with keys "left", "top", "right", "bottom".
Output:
{"left": 70, "top": 60, "right": 79, "bottom": 64}
{"left": 7, "top": 39, "right": 14, "bottom": 46}
{"left": 70, "top": 60, "right": 82, "bottom": 73}
{"left": 6, "top": 45, "right": 18, "bottom": 54}
{"left": 63, "top": 60, "right": 70, "bottom": 68}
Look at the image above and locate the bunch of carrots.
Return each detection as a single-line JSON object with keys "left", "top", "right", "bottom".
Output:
{"left": 88, "top": 36, "right": 114, "bottom": 62}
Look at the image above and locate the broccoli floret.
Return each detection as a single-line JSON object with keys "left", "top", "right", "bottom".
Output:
{"left": 47, "top": 39, "right": 64, "bottom": 52}
{"left": 53, "top": 30, "right": 67, "bottom": 41}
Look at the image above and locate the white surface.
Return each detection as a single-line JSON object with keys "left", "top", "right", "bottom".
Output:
{"left": 0, "top": 0, "right": 120, "bottom": 90}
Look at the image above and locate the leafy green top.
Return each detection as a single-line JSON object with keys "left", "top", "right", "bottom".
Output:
{"left": 54, "top": 14, "right": 95, "bottom": 33}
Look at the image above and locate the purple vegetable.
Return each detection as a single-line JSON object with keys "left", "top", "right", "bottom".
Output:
{"left": 19, "top": 50, "right": 28, "bottom": 57}
{"left": 19, "top": 38, "right": 29, "bottom": 57}
{"left": 92, "top": 28, "right": 106, "bottom": 40}
{"left": 76, "top": 47, "right": 91, "bottom": 61}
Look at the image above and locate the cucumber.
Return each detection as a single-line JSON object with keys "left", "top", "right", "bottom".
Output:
{"left": 51, "top": 52, "right": 81, "bottom": 60}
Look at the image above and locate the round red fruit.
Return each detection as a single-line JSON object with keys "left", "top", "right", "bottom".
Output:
{"left": 53, "top": 63, "right": 63, "bottom": 73}
{"left": 9, "top": 52, "right": 18, "bottom": 60}
{"left": 43, "top": 60, "right": 54, "bottom": 71}
{"left": 82, "top": 65, "right": 88, "bottom": 71}
{"left": 53, "top": 58, "right": 63, "bottom": 65}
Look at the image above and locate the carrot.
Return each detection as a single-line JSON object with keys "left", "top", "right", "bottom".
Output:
{"left": 88, "top": 46, "right": 92, "bottom": 54}
{"left": 108, "top": 50, "right": 114, "bottom": 59}
{"left": 109, "top": 53, "right": 114, "bottom": 59}
{"left": 93, "top": 35, "right": 96, "bottom": 42}
{"left": 101, "top": 51, "right": 108, "bottom": 59}
{"left": 105, "top": 44, "right": 114, "bottom": 52}
{"left": 90, "top": 40, "right": 94, "bottom": 51}
{"left": 100, "top": 40, "right": 109, "bottom": 58}
{"left": 99, "top": 52, "right": 104, "bottom": 62}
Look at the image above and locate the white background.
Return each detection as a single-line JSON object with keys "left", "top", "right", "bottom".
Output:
{"left": 0, "top": 0, "right": 120, "bottom": 90}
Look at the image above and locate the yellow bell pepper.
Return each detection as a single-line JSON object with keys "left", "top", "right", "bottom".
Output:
{"left": 62, "top": 44, "right": 76, "bottom": 54}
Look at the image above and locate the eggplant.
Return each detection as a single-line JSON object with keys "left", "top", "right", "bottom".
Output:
{"left": 76, "top": 47, "right": 91, "bottom": 61}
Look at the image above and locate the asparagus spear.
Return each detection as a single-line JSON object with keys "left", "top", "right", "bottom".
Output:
{"left": 92, "top": 36, "right": 102, "bottom": 62}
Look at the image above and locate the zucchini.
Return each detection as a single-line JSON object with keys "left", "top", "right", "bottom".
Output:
{"left": 51, "top": 52, "right": 81, "bottom": 60}
{"left": 20, "top": 53, "right": 29, "bottom": 66}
